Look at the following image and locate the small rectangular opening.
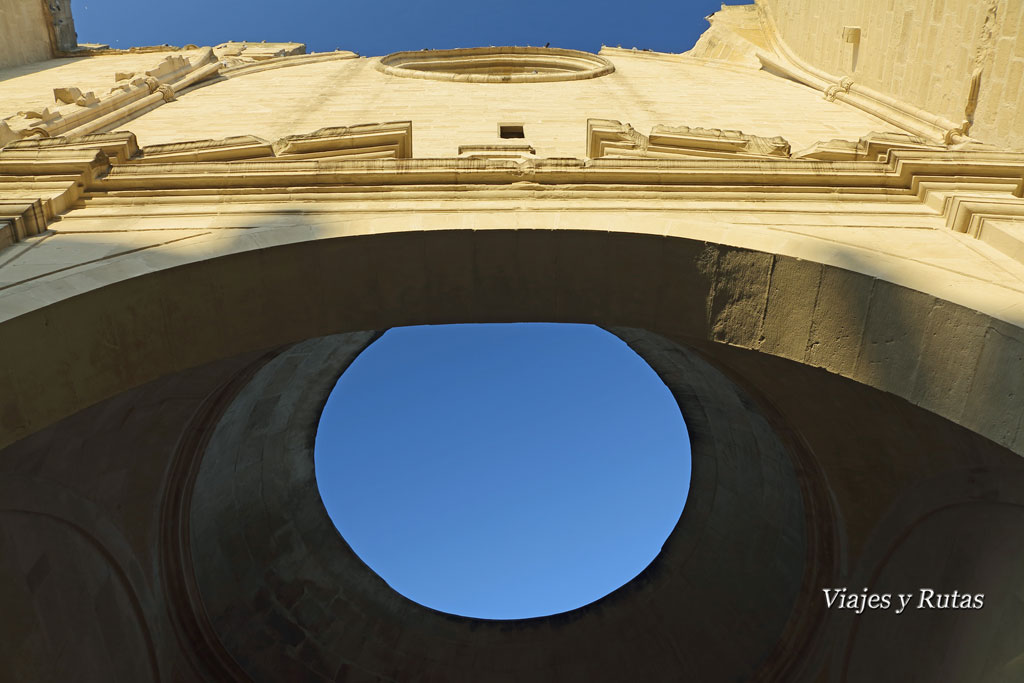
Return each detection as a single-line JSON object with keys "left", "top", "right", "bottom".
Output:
{"left": 499, "top": 124, "right": 525, "bottom": 139}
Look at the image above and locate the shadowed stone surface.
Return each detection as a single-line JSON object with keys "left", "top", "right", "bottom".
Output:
{"left": 3, "top": 0, "right": 1024, "bottom": 679}
{"left": 189, "top": 330, "right": 806, "bottom": 681}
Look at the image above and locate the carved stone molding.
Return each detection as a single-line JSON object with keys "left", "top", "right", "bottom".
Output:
{"left": 0, "top": 200, "right": 46, "bottom": 245}
{"left": 4, "top": 121, "right": 1024, "bottom": 266}
{"left": 0, "top": 138, "right": 118, "bottom": 244}
{"left": 156, "top": 84, "right": 176, "bottom": 102}
{"left": 377, "top": 46, "right": 614, "bottom": 83}
{"left": 588, "top": 119, "right": 790, "bottom": 160}
{"left": 458, "top": 144, "right": 537, "bottom": 160}
{"left": 4, "top": 131, "right": 139, "bottom": 163}
{"left": 133, "top": 135, "right": 274, "bottom": 164}
{"left": 823, "top": 76, "right": 853, "bottom": 102}
{"left": 0, "top": 48, "right": 220, "bottom": 148}
{"left": 586, "top": 119, "right": 649, "bottom": 159}
{"left": 271, "top": 121, "right": 413, "bottom": 159}
{"left": 212, "top": 41, "right": 307, "bottom": 70}
{"left": 794, "top": 131, "right": 946, "bottom": 161}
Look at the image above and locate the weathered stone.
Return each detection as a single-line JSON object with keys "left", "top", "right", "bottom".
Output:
{"left": 0, "top": 1, "right": 1023, "bottom": 682}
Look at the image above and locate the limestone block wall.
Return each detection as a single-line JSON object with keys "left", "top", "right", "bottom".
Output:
{"left": 0, "top": 0, "right": 54, "bottom": 69}
{"left": 110, "top": 49, "right": 902, "bottom": 157}
{"left": 7, "top": 50, "right": 914, "bottom": 159}
{"left": 761, "top": 0, "right": 1024, "bottom": 149}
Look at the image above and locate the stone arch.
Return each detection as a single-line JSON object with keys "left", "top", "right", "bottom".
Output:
{"left": 2, "top": 225, "right": 1023, "bottom": 680}
{"left": 0, "top": 227, "right": 1020, "bottom": 455}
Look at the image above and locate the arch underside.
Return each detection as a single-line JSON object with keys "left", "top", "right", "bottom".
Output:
{"left": 1, "top": 219, "right": 1024, "bottom": 680}
{"left": 2, "top": 217, "right": 1023, "bottom": 455}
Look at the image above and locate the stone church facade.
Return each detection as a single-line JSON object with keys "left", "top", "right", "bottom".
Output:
{"left": 2, "top": 1, "right": 1024, "bottom": 680}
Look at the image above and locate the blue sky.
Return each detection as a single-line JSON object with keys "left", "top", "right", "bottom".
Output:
{"left": 315, "top": 324, "right": 691, "bottom": 619}
{"left": 70, "top": 0, "right": 724, "bottom": 56}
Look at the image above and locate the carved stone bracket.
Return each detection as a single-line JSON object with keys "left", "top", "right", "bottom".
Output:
{"left": 824, "top": 76, "right": 854, "bottom": 102}
{"left": 157, "top": 85, "right": 176, "bottom": 103}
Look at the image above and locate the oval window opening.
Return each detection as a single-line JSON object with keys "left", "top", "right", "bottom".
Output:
{"left": 376, "top": 47, "right": 614, "bottom": 83}
{"left": 314, "top": 323, "right": 691, "bottom": 620}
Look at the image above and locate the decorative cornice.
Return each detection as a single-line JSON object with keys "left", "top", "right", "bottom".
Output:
{"left": 4, "top": 131, "right": 138, "bottom": 163}
{"left": 1, "top": 121, "right": 413, "bottom": 169}
{"left": 3, "top": 122, "right": 1024, "bottom": 263}
{"left": 0, "top": 147, "right": 109, "bottom": 177}
{"left": 0, "top": 123, "right": 413, "bottom": 246}
{"left": 86, "top": 148, "right": 1024, "bottom": 195}
{"left": 0, "top": 144, "right": 111, "bottom": 244}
